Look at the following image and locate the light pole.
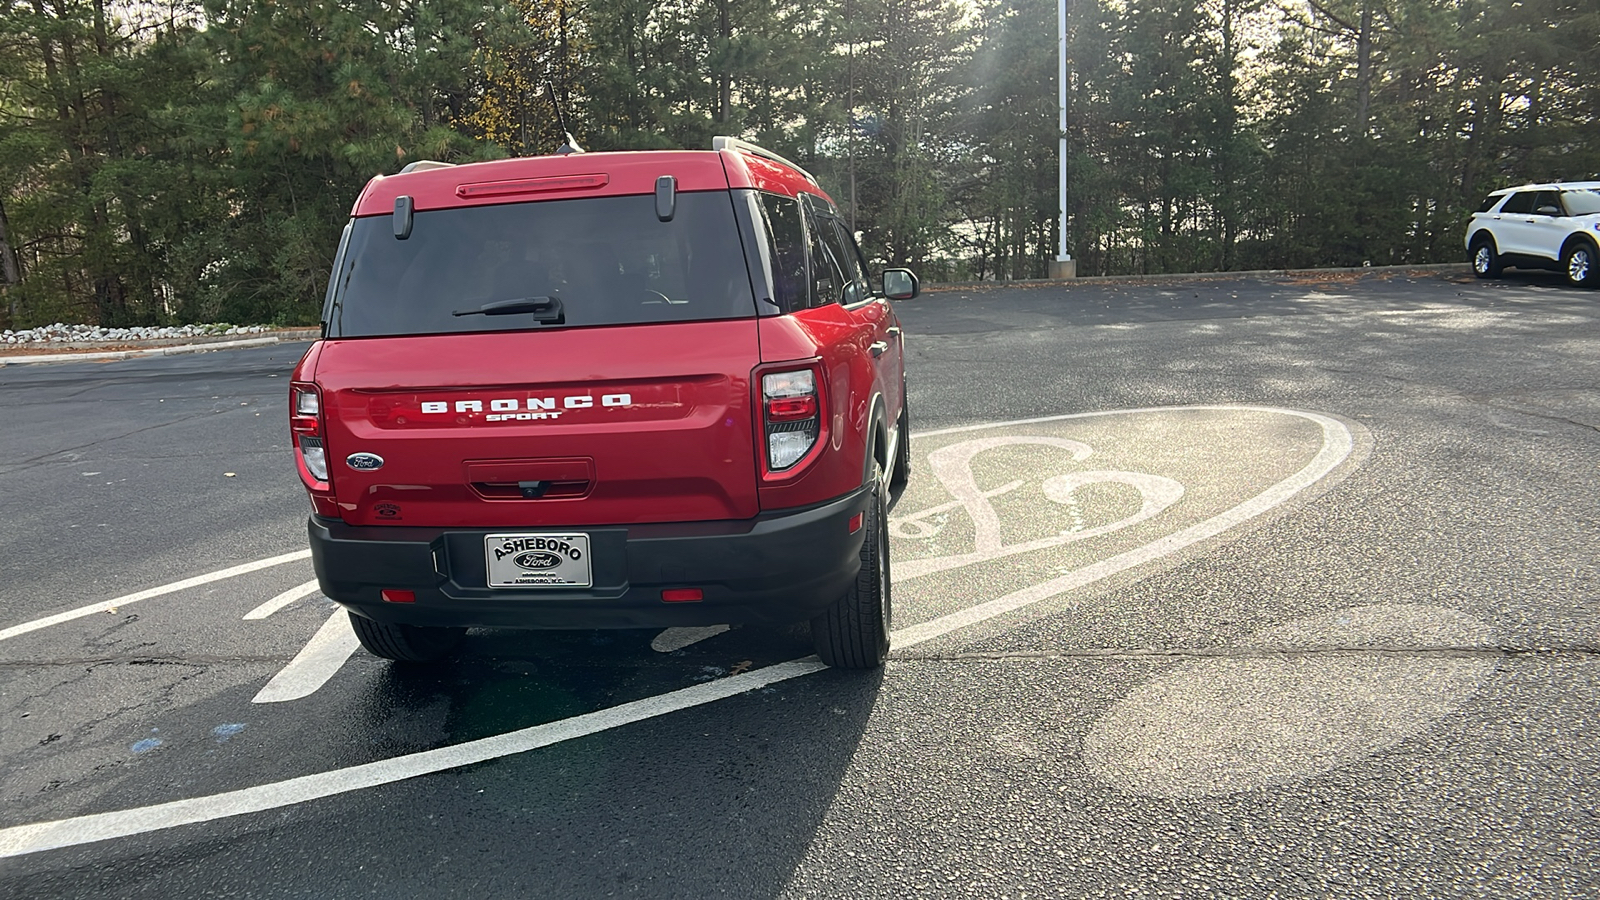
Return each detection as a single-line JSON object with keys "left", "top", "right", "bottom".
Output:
{"left": 1051, "top": 0, "right": 1076, "bottom": 279}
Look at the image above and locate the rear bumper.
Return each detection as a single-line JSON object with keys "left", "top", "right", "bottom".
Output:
{"left": 308, "top": 487, "right": 870, "bottom": 629}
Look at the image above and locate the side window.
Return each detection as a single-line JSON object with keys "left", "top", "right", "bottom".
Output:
{"left": 756, "top": 193, "right": 808, "bottom": 313}
{"left": 1499, "top": 192, "right": 1537, "bottom": 215}
{"left": 1533, "top": 191, "right": 1562, "bottom": 215}
{"left": 827, "top": 219, "right": 871, "bottom": 304}
{"left": 1562, "top": 190, "right": 1600, "bottom": 216}
{"left": 1477, "top": 195, "right": 1502, "bottom": 213}
{"left": 834, "top": 222, "right": 874, "bottom": 302}
{"left": 805, "top": 202, "right": 845, "bottom": 307}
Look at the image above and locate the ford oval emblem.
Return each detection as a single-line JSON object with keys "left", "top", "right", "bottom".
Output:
{"left": 346, "top": 452, "right": 385, "bottom": 471}
{"left": 513, "top": 551, "right": 564, "bottom": 571}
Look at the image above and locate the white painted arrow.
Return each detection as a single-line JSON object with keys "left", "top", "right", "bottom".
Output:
{"left": 251, "top": 611, "right": 361, "bottom": 704}
{"left": 243, "top": 578, "right": 321, "bottom": 620}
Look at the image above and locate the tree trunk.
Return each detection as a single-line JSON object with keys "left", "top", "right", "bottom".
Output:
{"left": 0, "top": 195, "right": 21, "bottom": 326}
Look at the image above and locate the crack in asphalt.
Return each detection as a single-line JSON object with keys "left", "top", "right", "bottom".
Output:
{"left": 1494, "top": 407, "right": 1600, "bottom": 434}
{"left": 0, "top": 408, "right": 241, "bottom": 475}
{"left": 3, "top": 644, "right": 1596, "bottom": 671}
{"left": 0, "top": 654, "right": 297, "bottom": 668}
{"left": 892, "top": 644, "right": 1600, "bottom": 662}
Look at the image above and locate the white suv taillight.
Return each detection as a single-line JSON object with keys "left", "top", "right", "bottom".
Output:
{"left": 763, "top": 369, "right": 820, "bottom": 470}
{"left": 290, "top": 386, "right": 328, "bottom": 482}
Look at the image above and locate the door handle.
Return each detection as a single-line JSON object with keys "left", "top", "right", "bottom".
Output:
{"left": 886, "top": 327, "right": 901, "bottom": 337}
{"left": 869, "top": 341, "right": 888, "bottom": 357}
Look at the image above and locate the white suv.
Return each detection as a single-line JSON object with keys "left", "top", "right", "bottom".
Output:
{"left": 1466, "top": 182, "right": 1600, "bottom": 287}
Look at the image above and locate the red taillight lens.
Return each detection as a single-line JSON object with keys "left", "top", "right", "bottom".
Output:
{"left": 381, "top": 589, "right": 416, "bottom": 603}
{"left": 661, "top": 588, "right": 704, "bottom": 603}
{"left": 290, "top": 385, "right": 329, "bottom": 483}
{"left": 766, "top": 395, "right": 817, "bottom": 421}
{"left": 762, "top": 368, "right": 820, "bottom": 471}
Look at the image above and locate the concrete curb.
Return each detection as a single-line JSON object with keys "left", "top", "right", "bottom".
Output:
{"left": 0, "top": 263, "right": 1475, "bottom": 364}
{"left": 922, "top": 263, "right": 1475, "bottom": 292}
{"left": 0, "top": 331, "right": 321, "bottom": 367}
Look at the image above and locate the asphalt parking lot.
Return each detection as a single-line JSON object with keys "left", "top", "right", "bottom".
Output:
{"left": 0, "top": 268, "right": 1596, "bottom": 897}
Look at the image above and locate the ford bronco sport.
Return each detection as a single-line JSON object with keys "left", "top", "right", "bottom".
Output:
{"left": 292, "top": 137, "right": 915, "bottom": 669}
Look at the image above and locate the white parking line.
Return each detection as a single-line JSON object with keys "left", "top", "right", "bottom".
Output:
{"left": 0, "top": 406, "right": 1357, "bottom": 860}
{"left": 0, "top": 658, "right": 829, "bottom": 858}
{"left": 251, "top": 612, "right": 362, "bottom": 704}
{"left": 243, "top": 578, "right": 322, "bottom": 620}
{"left": 0, "top": 550, "right": 312, "bottom": 643}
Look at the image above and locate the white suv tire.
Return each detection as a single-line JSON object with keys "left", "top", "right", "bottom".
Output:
{"left": 1563, "top": 239, "right": 1599, "bottom": 288}
{"left": 1470, "top": 234, "right": 1502, "bottom": 279}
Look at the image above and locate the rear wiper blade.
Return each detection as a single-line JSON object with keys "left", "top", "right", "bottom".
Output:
{"left": 452, "top": 296, "right": 564, "bottom": 323}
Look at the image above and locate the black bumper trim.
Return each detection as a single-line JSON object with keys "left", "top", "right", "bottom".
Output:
{"left": 308, "top": 488, "right": 871, "bottom": 629}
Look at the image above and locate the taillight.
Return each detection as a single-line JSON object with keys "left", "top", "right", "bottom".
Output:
{"left": 763, "top": 369, "right": 821, "bottom": 471}
{"left": 290, "top": 385, "right": 329, "bottom": 483}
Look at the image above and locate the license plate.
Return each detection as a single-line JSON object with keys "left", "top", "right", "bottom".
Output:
{"left": 484, "top": 533, "right": 592, "bottom": 589}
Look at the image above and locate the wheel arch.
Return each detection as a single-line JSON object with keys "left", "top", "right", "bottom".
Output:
{"left": 1560, "top": 232, "right": 1599, "bottom": 257}
{"left": 862, "top": 391, "right": 888, "bottom": 488}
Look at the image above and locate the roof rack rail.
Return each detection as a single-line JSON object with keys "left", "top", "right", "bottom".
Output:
{"left": 398, "top": 160, "right": 456, "bottom": 174}
{"left": 712, "top": 136, "right": 818, "bottom": 186}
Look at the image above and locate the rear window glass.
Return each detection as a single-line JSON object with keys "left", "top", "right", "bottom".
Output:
{"left": 1477, "top": 195, "right": 1503, "bottom": 213}
{"left": 754, "top": 193, "right": 808, "bottom": 314}
{"left": 327, "top": 192, "right": 757, "bottom": 337}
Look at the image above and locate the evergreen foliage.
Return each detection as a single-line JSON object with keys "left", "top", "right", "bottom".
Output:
{"left": 0, "top": 0, "right": 1595, "bottom": 327}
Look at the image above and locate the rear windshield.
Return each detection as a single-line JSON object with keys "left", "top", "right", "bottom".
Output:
{"left": 326, "top": 192, "right": 757, "bottom": 337}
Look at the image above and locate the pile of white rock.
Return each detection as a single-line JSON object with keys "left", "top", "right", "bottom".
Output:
{"left": 1, "top": 323, "right": 269, "bottom": 344}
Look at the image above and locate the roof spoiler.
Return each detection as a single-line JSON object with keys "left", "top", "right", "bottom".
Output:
{"left": 399, "top": 160, "right": 456, "bottom": 174}
{"left": 712, "top": 136, "right": 818, "bottom": 186}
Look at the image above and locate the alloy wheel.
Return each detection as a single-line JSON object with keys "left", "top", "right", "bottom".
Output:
{"left": 1570, "top": 248, "right": 1592, "bottom": 285}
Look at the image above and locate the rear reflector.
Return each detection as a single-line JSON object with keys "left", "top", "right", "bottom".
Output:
{"left": 380, "top": 589, "right": 416, "bottom": 604}
{"left": 848, "top": 512, "right": 864, "bottom": 534}
{"left": 661, "top": 588, "right": 704, "bottom": 603}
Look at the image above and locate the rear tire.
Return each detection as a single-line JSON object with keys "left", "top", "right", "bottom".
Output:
{"left": 811, "top": 463, "right": 891, "bottom": 669}
{"left": 348, "top": 612, "right": 465, "bottom": 662}
{"left": 1563, "top": 240, "right": 1598, "bottom": 287}
{"left": 1470, "top": 235, "right": 1502, "bottom": 278}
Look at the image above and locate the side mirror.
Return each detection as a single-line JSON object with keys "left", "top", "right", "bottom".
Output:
{"left": 1537, "top": 205, "right": 1562, "bottom": 216}
{"left": 882, "top": 268, "right": 919, "bottom": 300}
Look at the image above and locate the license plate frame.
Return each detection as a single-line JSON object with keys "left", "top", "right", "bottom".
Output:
{"left": 484, "top": 532, "right": 593, "bottom": 589}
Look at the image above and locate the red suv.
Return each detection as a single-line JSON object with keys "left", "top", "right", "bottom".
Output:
{"left": 291, "top": 137, "right": 914, "bottom": 669}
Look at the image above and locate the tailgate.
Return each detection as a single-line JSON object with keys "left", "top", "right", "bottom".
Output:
{"left": 313, "top": 320, "right": 760, "bottom": 527}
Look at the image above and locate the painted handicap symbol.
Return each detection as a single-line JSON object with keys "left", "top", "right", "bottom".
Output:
{"left": 890, "top": 435, "right": 1184, "bottom": 580}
